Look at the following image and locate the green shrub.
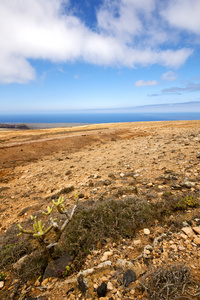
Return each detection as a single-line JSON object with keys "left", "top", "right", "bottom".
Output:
{"left": 173, "top": 196, "right": 199, "bottom": 211}
{"left": 62, "top": 197, "right": 167, "bottom": 270}
{"left": 0, "top": 272, "right": 7, "bottom": 280}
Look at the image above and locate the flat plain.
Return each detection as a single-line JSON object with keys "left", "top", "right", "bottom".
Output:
{"left": 0, "top": 120, "right": 200, "bottom": 299}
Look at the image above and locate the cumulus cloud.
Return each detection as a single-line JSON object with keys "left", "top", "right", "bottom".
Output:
{"left": 134, "top": 80, "right": 158, "bottom": 87}
{"left": 162, "top": 71, "right": 177, "bottom": 81}
{"left": 0, "top": 0, "right": 196, "bottom": 84}
{"left": 162, "top": 0, "right": 200, "bottom": 34}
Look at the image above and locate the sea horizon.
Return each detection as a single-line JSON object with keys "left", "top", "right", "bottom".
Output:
{"left": 0, "top": 112, "right": 199, "bottom": 128}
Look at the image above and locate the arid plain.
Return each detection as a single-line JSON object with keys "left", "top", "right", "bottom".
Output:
{"left": 0, "top": 120, "right": 200, "bottom": 299}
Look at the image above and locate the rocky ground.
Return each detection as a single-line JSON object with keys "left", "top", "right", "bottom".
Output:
{"left": 0, "top": 120, "right": 200, "bottom": 299}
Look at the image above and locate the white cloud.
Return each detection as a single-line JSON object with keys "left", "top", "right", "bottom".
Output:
{"left": 0, "top": 54, "right": 35, "bottom": 84}
{"left": 97, "top": 0, "right": 155, "bottom": 43}
{"left": 134, "top": 80, "right": 158, "bottom": 87}
{"left": 0, "top": 0, "right": 195, "bottom": 84}
{"left": 162, "top": 71, "right": 177, "bottom": 81}
{"left": 162, "top": 0, "right": 200, "bottom": 34}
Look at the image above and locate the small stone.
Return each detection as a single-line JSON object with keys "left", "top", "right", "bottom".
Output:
{"left": 182, "top": 221, "right": 189, "bottom": 227}
{"left": 79, "top": 193, "right": 85, "bottom": 198}
{"left": 193, "top": 237, "right": 200, "bottom": 245}
{"left": 181, "top": 227, "right": 195, "bottom": 239}
{"left": 107, "top": 282, "right": 113, "bottom": 291}
{"left": 41, "top": 278, "right": 49, "bottom": 286}
{"left": 191, "top": 264, "right": 197, "bottom": 269}
{"left": 123, "top": 270, "right": 136, "bottom": 287}
{"left": 100, "top": 251, "right": 113, "bottom": 262}
{"left": 97, "top": 282, "right": 107, "bottom": 298}
{"left": 116, "top": 259, "right": 133, "bottom": 271}
{"left": 35, "top": 279, "right": 41, "bottom": 287}
{"left": 0, "top": 281, "right": 4, "bottom": 289}
{"left": 133, "top": 239, "right": 141, "bottom": 246}
{"left": 178, "top": 246, "right": 185, "bottom": 251}
{"left": 101, "top": 276, "right": 109, "bottom": 282}
{"left": 180, "top": 181, "right": 195, "bottom": 188}
{"left": 197, "top": 151, "right": 200, "bottom": 158}
{"left": 180, "top": 233, "right": 188, "bottom": 240}
{"left": 170, "top": 244, "right": 177, "bottom": 251}
{"left": 144, "top": 228, "right": 150, "bottom": 235}
{"left": 143, "top": 245, "right": 153, "bottom": 258}
{"left": 47, "top": 284, "right": 54, "bottom": 291}
{"left": 78, "top": 275, "right": 88, "bottom": 296}
{"left": 193, "top": 227, "right": 200, "bottom": 235}
{"left": 130, "top": 289, "right": 135, "bottom": 295}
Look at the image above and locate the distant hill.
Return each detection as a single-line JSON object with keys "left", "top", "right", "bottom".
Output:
{"left": 0, "top": 123, "right": 30, "bottom": 129}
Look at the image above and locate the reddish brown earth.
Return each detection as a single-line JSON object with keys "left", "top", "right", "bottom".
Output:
{"left": 0, "top": 120, "right": 200, "bottom": 299}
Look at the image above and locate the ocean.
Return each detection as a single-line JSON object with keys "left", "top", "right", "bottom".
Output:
{"left": 0, "top": 112, "right": 199, "bottom": 126}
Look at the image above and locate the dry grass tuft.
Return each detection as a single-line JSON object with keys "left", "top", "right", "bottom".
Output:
{"left": 140, "top": 263, "right": 200, "bottom": 300}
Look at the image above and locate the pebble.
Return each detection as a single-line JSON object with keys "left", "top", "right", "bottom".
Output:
{"left": 107, "top": 282, "right": 113, "bottom": 291}
{"left": 116, "top": 258, "right": 133, "bottom": 271}
{"left": 42, "top": 278, "right": 49, "bottom": 286}
{"left": 97, "top": 282, "right": 107, "bottom": 298}
{"left": 143, "top": 228, "right": 150, "bottom": 235}
{"left": 0, "top": 281, "right": 4, "bottom": 289}
{"left": 133, "top": 239, "right": 141, "bottom": 246}
{"left": 100, "top": 251, "right": 113, "bottom": 262}
{"left": 123, "top": 269, "right": 136, "bottom": 287}
{"left": 181, "top": 227, "right": 195, "bottom": 239}
{"left": 193, "top": 237, "right": 200, "bottom": 245}
{"left": 193, "top": 227, "right": 200, "bottom": 235}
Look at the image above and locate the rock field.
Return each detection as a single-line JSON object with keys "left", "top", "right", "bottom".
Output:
{"left": 0, "top": 120, "right": 200, "bottom": 299}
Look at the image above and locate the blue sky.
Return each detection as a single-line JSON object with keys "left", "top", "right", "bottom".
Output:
{"left": 0, "top": 0, "right": 200, "bottom": 113}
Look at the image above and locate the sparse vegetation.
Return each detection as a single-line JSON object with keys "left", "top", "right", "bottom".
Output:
{"left": 173, "top": 196, "right": 199, "bottom": 211}
{"left": 140, "top": 263, "right": 200, "bottom": 300}
{"left": 0, "top": 192, "right": 199, "bottom": 283}
{"left": 17, "top": 196, "right": 78, "bottom": 259}
{"left": 62, "top": 196, "right": 167, "bottom": 268}
{"left": 0, "top": 272, "right": 7, "bottom": 281}
{"left": 15, "top": 250, "right": 49, "bottom": 282}
{"left": 0, "top": 240, "right": 30, "bottom": 270}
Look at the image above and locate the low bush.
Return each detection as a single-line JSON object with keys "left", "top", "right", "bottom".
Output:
{"left": 140, "top": 263, "right": 198, "bottom": 300}
{"left": 62, "top": 196, "right": 166, "bottom": 269}
{"left": 15, "top": 250, "right": 49, "bottom": 282}
{"left": 172, "top": 196, "right": 199, "bottom": 211}
{"left": 0, "top": 240, "right": 30, "bottom": 270}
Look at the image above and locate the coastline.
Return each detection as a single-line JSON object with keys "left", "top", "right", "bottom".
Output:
{"left": 0, "top": 122, "right": 89, "bottom": 131}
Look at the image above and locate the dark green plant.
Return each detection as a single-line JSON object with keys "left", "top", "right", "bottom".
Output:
{"left": 0, "top": 272, "right": 7, "bottom": 281}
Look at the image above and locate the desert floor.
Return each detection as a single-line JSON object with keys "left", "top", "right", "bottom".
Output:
{"left": 0, "top": 120, "right": 200, "bottom": 299}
